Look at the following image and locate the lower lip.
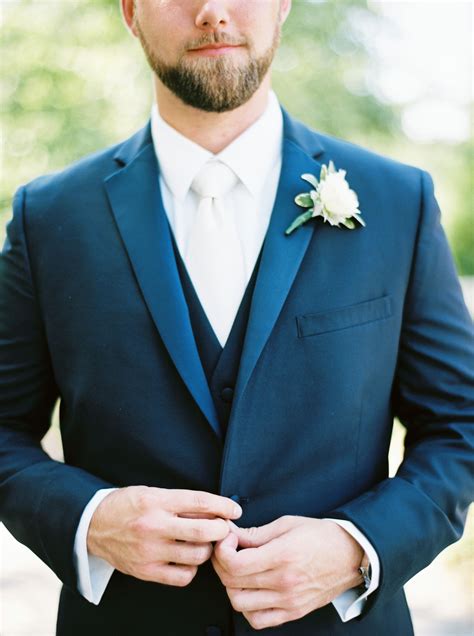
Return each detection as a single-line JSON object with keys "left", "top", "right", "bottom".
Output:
{"left": 189, "top": 46, "right": 242, "bottom": 56}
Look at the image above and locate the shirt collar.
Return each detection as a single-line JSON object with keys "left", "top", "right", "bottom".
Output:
{"left": 150, "top": 89, "right": 283, "bottom": 201}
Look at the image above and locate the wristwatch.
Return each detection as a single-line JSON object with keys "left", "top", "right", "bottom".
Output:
{"left": 358, "top": 552, "right": 372, "bottom": 590}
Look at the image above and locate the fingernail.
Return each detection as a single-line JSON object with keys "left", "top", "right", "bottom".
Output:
{"left": 233, "top": 505, "right": 242, "bottom": 516}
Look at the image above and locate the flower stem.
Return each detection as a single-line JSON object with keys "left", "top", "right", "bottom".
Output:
{"left": 285, "top": 210, "right": 314, "bottom": 235}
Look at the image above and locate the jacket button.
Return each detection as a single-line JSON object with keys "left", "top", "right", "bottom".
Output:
{"left": 220, "top": 386, "right": 234, "bottom": 403}
{"left": 229, "top": 494, "right": 241, "bottom": 504}
{"left": 206, "top": 627, "right": 222, "bottom": 636}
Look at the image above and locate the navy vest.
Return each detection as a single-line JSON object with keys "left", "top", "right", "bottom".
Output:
{"left": 169, "top": 228, "right": 264, "bottom": 437}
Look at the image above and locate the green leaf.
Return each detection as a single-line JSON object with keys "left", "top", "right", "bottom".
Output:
{"left": 353, "top": 213, "right": 366, "bottom": 227}
{"left": 285, "top": 210, "right": 314, "bottom": 235}
{"left": 300, "top": 173, "right": 319, "bottom": 189}
{"left": 294, "top": 192, "right": 314, "bottom": 207}
{"left": 342, "top": 218, "right": 356, "bottom": 229}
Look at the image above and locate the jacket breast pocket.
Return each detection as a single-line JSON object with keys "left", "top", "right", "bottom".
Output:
{"left": 296, "top": 294, "right": 393, "bottom": 338}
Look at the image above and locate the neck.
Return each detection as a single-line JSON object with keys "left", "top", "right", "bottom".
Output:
{"left": 152, "top": 74, "right": 272, "bottom": 154}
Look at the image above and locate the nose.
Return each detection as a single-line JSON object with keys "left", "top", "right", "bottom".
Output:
{"left": 195, "top": 1, "right": 229, "bottom": 30}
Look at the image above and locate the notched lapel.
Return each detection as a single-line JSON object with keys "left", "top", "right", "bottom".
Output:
{"left": 101, "top": 108, "right": 327, "bottom": 442}
{"left": 103, "top": 139, "right": 222, "bottom": 440}
{"left": 232, "top": 126, "right": 324, "bottom": 414}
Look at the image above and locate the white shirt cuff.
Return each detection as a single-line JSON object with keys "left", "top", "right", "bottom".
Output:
{"left": 324, "top": 518, "right": 381, "bottom": 622}
{"left": 73, "top": 487, "right": 119, "bottom": 605}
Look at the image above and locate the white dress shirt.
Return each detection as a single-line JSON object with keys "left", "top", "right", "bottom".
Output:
{"left": 73, "top": 90, "right": 380, "bottom": 620}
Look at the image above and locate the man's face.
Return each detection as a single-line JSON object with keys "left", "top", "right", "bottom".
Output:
{"left": 127, "top": 0, "right": 291, "bottom": 112}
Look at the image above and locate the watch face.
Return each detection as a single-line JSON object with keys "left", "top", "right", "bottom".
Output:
{"left": 358, "top": 565, "right": 371, "bottom": 589}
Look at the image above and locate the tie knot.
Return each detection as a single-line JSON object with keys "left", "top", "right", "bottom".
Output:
{"left": 191, "top": 160, "right": 239, "bottom": 199}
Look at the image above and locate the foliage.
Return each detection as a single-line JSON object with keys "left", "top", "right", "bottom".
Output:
{"left": 1, "top": 0, "right": 150, "bottom": 213}
{"left": 0, "top": 0, "right": 394, "bottom": 214}
{"left": 1, "top": 0, "right": 472, "bottom": 272}
{"left": 447, "top": 140, "right": 474, "bottom": 276}
{"left": 274, "top": 1, "right": 399, "bottom": 138}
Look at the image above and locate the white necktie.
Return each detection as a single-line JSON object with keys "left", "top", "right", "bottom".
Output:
{"left": 185, "top": 160, "right": 247, "bottom": 347}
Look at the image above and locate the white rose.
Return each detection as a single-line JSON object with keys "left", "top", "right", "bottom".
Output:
{"left": 317, "top": 171, "right": 359, "bottom": 224}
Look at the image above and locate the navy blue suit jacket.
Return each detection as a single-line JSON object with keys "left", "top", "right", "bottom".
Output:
{"left": 0, "top": 105, "right": 473, "bottom": 635}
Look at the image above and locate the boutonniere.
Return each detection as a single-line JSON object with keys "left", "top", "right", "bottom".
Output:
{"left": 285, "top": 160, "right": 366, "bottom": 235}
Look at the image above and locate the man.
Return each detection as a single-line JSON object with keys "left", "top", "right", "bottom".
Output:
{"left": 0, "top": 0, "right": 472, "bottom": 634}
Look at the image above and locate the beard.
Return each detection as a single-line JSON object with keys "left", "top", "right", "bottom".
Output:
{"left": 134, "top": 20, "right": 281, "bottom": 112}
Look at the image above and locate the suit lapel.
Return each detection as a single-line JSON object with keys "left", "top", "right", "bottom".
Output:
{"left": 232, "top": 108, "right": 325, "bottom": 412}
{"left": 102, "top": 106, "right": 326, "bottom": 441}
{"left": 104, "top": 130, "right": 222, "bottom": 439}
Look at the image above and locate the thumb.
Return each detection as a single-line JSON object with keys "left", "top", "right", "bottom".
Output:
{"left": 228, "top": 518, "right": 288, "bottom": 549}
{"left": 219, "top": 530, "right": 239, "bottom": 552}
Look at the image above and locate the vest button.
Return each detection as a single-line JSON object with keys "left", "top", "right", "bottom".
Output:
{"left": 220, "top": 386, "right": 234, "bottom": 403}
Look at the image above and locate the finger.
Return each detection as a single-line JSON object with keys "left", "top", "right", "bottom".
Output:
{"left": 136, "top": 562, "right": 197, "bottom": 586}
{"left": 167, "top": 515, "right": 231, "bottom": 542}
{"left": 165, "top": 489, "right": 243, "bottom": 519}
{"left": 229, "top": 517, "right": 291, "bottom": 548}
{"left": 211, "top": 531, "right": 238, "bottom": 568}
{"left": 245, "top": 608, "right": 294, "bottom": 630}
{"left": 215, "top": 531, "right": 239, "bottom": 552}
{"left": 161, "top": 540, "right": 213, "bottom": 566}
{"left": 211, "top": 556, "right": 282, "bottom": 591}
{"left": 178, "top": 512, "right": 225, "bottom": 520}
{"left": 226, "top": 587, "right": 285, "bottom": 612}
{"left": 214, "top": 535, "right": 287, "bottom": 576}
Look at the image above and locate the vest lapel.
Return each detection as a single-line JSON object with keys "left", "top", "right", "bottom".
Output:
{"left": 172, "top": 225, "right": 264, "bottom": 437}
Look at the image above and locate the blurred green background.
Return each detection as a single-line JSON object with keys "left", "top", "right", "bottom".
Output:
{"left": 1, "top": 0, "right": 473, "bottom": 275}
{"left": 1, "top": 1, "right": 473, "bottom": 635}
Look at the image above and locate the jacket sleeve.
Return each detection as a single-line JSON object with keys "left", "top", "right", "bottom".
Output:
{"left": 327, "top": 168, "right": 474, "bottom": 618}
{"left": 0, "top": 185, "right": 114, "bottom": 591}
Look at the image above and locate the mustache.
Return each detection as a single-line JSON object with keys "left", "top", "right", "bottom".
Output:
{"left": 186, "top": 32, "right": 247, "bottom": 50}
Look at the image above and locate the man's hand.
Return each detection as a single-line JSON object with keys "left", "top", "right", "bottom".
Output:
{"left": 87, "top": 486, "right": 242, "bottom": 586}
{"left": 211, "top": 515, "right": 364, "bottom": 630}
